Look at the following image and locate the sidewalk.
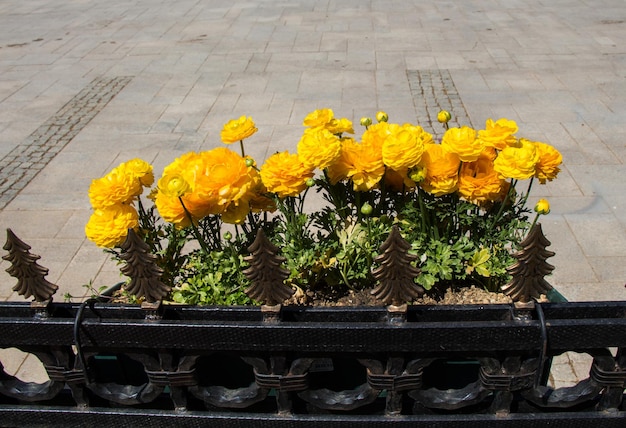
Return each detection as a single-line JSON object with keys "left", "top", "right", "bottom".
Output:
{"left": 1, "top": 0, "right": 625, "bottom": 388}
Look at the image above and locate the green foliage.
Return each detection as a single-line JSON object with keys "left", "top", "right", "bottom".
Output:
{"left": 171, "top": 248, "right": 254, "bottom": 306}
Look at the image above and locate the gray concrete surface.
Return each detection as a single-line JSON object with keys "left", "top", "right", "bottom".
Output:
{"left": 1, "top": 0, "right": 625, "bottom": 388}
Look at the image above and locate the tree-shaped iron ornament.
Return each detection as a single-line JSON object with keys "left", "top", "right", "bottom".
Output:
{"left": 501, "top": 223, "right": 555, "bottom": 303}
{"left": 371, "top": 225, "right": 424, "bottom": 306}
{"left": 243, "top": 228, "right": 294, "bottom": 306}
{"left": 2, "top": 229, "right": 58, "bottom": 302}
{"left": 119, "top": 228, "right": 170, "bottom": 304}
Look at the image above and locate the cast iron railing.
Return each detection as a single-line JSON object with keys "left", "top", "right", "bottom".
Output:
{"left": 0, "top": 301, "right": 625, "bottom": 427}
{"left": 0, "top": 226, "right": 625, "bottom": 427}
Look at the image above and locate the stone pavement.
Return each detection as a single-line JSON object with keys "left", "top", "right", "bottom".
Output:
{"left": 1, "top": 0, "right": 625, "bottom": 388}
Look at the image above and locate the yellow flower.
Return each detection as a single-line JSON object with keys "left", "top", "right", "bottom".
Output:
{"left": 85, "top": 204, "right": 139, "bottom": 248}
{"left": 437, "top": 110, "right": 452, "bottom": 124}
{"left": 303, "top": 108, "right": 334, "bottom": 128}
{"left": 325, "top": 117, "right": 354, "bottom": 135}
{"left": 220, "top": 116, "right": 258, "bottom": 143}
{"left": 535, "top": 198, "right": 550, "bottom": 215}
{"left": 384, "top": 167, "right": 416, "bottom": 191}
{"left": 120, "top": 158, "right": 154, "bottom": 187}
{"left": 441, "top": 126, "right": 483, "bottom": 162}
{"left": 458, "top": 151, "right": 506, "bottom": 204}
{"left": 297, "top": 128, "right": 342, "bottom": 170}
{"left": 327, "top": 138, "right": 385, "bottom": 191}
{"left": 222, "top": 200, "right": 250, "bottom": 224}
{"left": 419, "top": 144, "right": 461, "bottom": 196}
{"left": 155, "top": 148, "right": 257, "bottom": 223}
{"left": 158, "top": 174, "right": 190, "bottom": 197}
{"left": 382, "top": 125, "right": 429, "bottom": 170}
{"left": 154, "top": 191, "right": 194, "bottom": 228}
{"left": 88, "top": 166, "right": 143, "bottom": 209}
{"left": 195, "top": 148, "right": 258, "bottom": 209}
{"left": 361, "top": 122, "right": 391, "bottom": 152}
{"left": 260, "top": 151, "right": 314, "bottom": 198}
{"left": 493, "top": 139, "right": 540, "bottom": 180}
{"left": 477, "top": 118, "right": 518, "bottom": 150}
{"left": 534, "top": 141, "right": 562, "bottom": 184}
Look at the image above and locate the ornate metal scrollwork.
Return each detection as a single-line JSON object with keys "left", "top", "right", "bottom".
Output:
{"left": 502, "top": 223, "right": 555, "bottom": 303}
{"left": 0, "top": 347, "right": 73, "bottom": 403}
{"left": 371, "top": 225, "right": 424, "bottom": 306}
{"left": 243, "top": 228, "right": 294, "bottom": 306}
{"left": 119, "top": 229, "right": 170, "bottom": 306}
{"left": 2, "top": 229, "right": 58, "bottom": 304}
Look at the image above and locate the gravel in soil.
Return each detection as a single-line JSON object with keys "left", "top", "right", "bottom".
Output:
{"left": 290, "top": 285, "right": 513, "bottom": 306}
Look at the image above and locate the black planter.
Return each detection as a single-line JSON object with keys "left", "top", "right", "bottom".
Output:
{"left": 0, "top": 299, "right": 625, "bottom": 427}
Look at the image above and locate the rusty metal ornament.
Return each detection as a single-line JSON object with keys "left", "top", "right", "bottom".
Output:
{"left": 119, "top": 228, "right": 170, "bottom": 304}
{"left": 2, "top": 228, "right": 58, "bottom": 302}
{"left": 501, "top": 223, "right": 555, "bottom": 303}
{"left": 243, "top": 228, "right": 293, "bottom": 306}
{"left": 371, "top": 225, "right": 424, "bottom": 306}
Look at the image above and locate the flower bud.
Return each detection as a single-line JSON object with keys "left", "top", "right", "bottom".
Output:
{"left": 360, "top": 117, "right": 372, "bottom": 127}
{"left": 245, "top": 157, "right": 255, "bottom": 167}
{"left": 223, "top": 231, "right": 233, "bottom": 241}
{"left": 305, "top": 178, "right": 316, "bottom": 187}
{"left": 376, "top": 111, "right": 388, "bottom": 123}
{"left": 534, "top": 198, "right": 550, "bottom": 215}
{"left": 437, "top": 110, "right": 452, "bottom": 124}
{"left": 360, "top": 202, "right": 373, "bottom": 216}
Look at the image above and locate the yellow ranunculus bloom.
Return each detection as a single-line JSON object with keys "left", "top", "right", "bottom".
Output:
{"left": 493, "top": 139, "right": 540, "bottom": 180}
{"left": 88, "top": 166, "right": 143, "bottom": 209}
{"left": 534, "top": 141, "right": 562, "bottom": 184}
{"left": 419, "top": 144, "right": 461, "bottom": 196}
{"left": 220, "top": 116, "right": 258, "bottom": 143}
{"left": 361, "top": 122, "right": 391, "bottom": 153}
{"left": 196, "top": 148, "right": 258, "bottom": 208}
{"left": 303, "top": 108, "right": 334, "bottom": 128}
{"left": 120, "top": 158, "right": 154, "bottom": 187}
{"left": 325, "top": 117, "right": 354, "bottom": 135}
{"left": 458, "top": 151, "right": 506, "bottom": 204}
{"left": 382, "top": 125, "right": 430, "bottom": 170}
{"left": 478, "top": 118, "right": 518, "bottom": 150}
{"left": 384, "top": 167, "right": 416, "bottom": 191}
{"left": 158, "top": 174, "right": 190, "bottom": 197}
{"left": 221, "top": 200, "right": 250, "bottom": 224}
{"left": 85, "top": 204, "right": 139, "bottom": 248}
{"left": 260, "top": 151, "right": 314, "bottom": 198}
{"left": 156, "top": 148, "right": 257, "bottom": 224}
{"left": 326, "top": 138, "right": 385, "bottom": 192}
{"left": 154, "top": 191, "right": 194, "bottom": 228}
{"left": 297, "top": 128, "right": 342, "bottom": 170}
{"left": 441, "top": 126, "right": 483, "bottom": 162}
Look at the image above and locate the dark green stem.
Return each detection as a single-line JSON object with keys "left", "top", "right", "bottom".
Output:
{"left": 178, "top": 197, "right": 211, "bottom": 254}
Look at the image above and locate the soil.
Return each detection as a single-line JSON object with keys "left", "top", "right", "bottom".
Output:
{"left": 289, "top": 284, "right": 513, "bottom": 307}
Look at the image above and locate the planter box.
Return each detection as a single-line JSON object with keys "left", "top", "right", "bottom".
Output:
{"left": 0, "top": 299, "right": 625, "bottom": 427}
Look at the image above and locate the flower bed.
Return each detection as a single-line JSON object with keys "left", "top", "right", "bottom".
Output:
{"left": 81, "top": 109, "right": 562, "bottom": 307}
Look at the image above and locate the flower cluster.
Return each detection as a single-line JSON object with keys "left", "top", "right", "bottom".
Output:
{"left": 86, "top": 109, "right": 562, "bottom": 304}
{"left": 85, "top": 159, "right": 154, "bottom": 247}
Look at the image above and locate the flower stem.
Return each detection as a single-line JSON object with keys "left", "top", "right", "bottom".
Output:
{"left": 178, "top": 197, "right": 211, "bottom": 254}
{"left": 488, "top": 179, "right": 517, "bottom": 235}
